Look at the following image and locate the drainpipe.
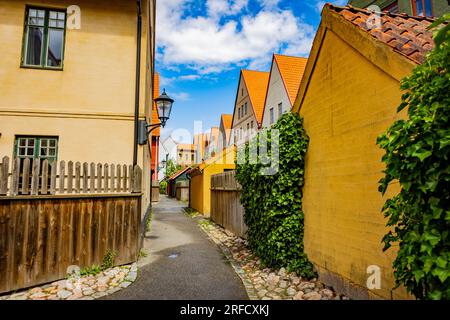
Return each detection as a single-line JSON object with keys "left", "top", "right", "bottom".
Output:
{"left": 187, "top": 171, "right": 192, "bottom": 208}
{"left": 133, "top": 0, "right": 142, "bottom": 166}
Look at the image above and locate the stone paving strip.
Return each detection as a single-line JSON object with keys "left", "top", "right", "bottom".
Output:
{"left": 194, "top": 217, "right": 349, "bottom": 300}
{"left": 0, "top": 263, "right": 138, "bottom": 300}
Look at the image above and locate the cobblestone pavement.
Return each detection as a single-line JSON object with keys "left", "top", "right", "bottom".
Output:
{"left": 193, "top": 215, "right": 349, "bottom": 301}
{"left": 0, "top": 263, "right": 138, "bottom": 300}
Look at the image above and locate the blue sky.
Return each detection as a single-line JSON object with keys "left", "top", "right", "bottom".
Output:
{"left": 156, "top": 0, "right": 346, "bottom": 146}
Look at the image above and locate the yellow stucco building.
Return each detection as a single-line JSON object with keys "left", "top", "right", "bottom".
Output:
{"left": 0, "top": 0, "right": 157, "bottom": 210}
{"left": 189, "top": 146, "right": 236, "bottom": 216}
{"left": 292, "top": 5, "right": 434, "bottom": 299}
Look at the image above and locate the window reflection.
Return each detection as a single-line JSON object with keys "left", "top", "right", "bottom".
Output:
{"left": 47, "top": 29, "right": 63, "bottom": 67}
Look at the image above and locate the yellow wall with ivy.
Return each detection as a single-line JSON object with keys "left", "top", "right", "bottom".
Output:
{"left": 295, "top": 29, "right": 414, "bottom": 299}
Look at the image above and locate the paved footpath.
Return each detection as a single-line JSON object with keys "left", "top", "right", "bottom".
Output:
{"left": 103, "top": 195, "right": 248, "bottom": 300}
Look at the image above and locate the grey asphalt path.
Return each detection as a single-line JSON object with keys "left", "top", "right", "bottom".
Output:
{"left": 103, "top": 195, "right": 248, "bottom": 300}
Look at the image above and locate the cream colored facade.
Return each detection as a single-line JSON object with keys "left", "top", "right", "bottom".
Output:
{"left": 230, "top": 76, "right": 257, "bottom": 147}
{"left": 0, "top": 0, "right": 157, "bottom": 210}
{"left": 177, "top": 144, "right": 196, "bottom": 166}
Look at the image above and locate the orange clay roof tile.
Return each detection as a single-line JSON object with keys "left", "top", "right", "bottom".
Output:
{"left": 329, "top": 5, "right": 435, "bottom": 64}
{"left": 273, "top": 54, "right": 308, "bottom": 105}
{"left": 221, "top": 114, "right": 232, "bottom": 130}
{"left": 241, "top": 70, "right": 270, "bottom": 124}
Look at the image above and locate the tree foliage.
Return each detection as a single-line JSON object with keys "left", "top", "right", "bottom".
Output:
{"left": 165, "top": 159, "right": 182, "bottom": 179}
{"left": 377, "top": 14, "right": 450, "bottom": 300}
{"left": 235, "top": 113, "right": 315, "bottom": 278}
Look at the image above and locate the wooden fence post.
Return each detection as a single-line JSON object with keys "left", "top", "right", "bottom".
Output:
{"left": 0, "top": 156, "right": 9, "bottom": 195}
{"left": 133, "top": 165, "right": 142, "bottom": 193}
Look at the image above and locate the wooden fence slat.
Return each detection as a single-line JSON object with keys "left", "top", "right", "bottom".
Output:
{"left": 116, "top": 165, "right": 122, "bottom": 193}
{"left": 67, "top": 161, "right": 74, "bottom": 194}
{"left": 21, "top": 158, "right": 30, "bottom": 195}
{"left": 82, "top": 162, "right": 89, "bottom": 194}
{"left": 97, "top": 163, "right": 103, "bottom": 193}
{"left": 104, "top": 164, "right": 110, "bottom": 193}
{"left": 128, "top": 165, "right": 133, "bottom": 193}
{"left": 11, "top": 158, "right": 20, "bottom": 196}
{"left": 122, "top": 165, "right": 127, "bottom": 192}
{"left": 30, "top": 158, "right": 40, "bottom": 195}
{"left": 89, "top": 163, "right": 95, "bottom": 194}
{"left": 41, "top": 159, "right": 49, "bottom": 195}
{"left": 50, "top": 161, "right": 57, "bottom": 195}
{"left": 0, "top": 158, "right": 143, "bottom": 197}
{"left": 59, "top": 161, "right": 65, "bottom": 194}
{"left": 0, "top": 156, "right": 10, "bottom": 195}
{"left": 75, "top": 162, "right": 81, "bottom": 193}
{"left": 110, "top": 164, "right": 116, "bottom": 193}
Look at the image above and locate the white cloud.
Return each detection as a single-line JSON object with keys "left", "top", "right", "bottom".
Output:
{"left": 156, "top": 0, "right": 315, "bottom": 74}
{"left": 315, "top": 0, "right": 347, "bottom": 13}
{"left": 172, "top": 92, "right": 191, "bottom": 101}
{"left": 178, "top": 74, "right": 201, "bottom": 81}
{"left": 207, "top": 0, "right": 249, "bottom": 19}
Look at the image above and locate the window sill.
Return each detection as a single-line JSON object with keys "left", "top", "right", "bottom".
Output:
{"left": 20, "top": 64, "right": 64, "bottom": 71}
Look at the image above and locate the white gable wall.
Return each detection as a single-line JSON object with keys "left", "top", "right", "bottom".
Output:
{"left": 262, "top": 61, "right": 292, "bottom": 128}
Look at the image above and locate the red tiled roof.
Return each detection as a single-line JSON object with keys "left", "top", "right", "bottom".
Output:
{"left": 330, "top": 4, "right": 435, "bottom": 64}
{"left": 221, "top": 114, "right": 232, "bottom": 130}
{"left": 274, "top": 54, "right": 308, "bottom": 105}
{"left": 241, "top": 70, "right": 270, "bottom": 124}
{"left": 168, "top": 166, "right": 190, "bottom": 181}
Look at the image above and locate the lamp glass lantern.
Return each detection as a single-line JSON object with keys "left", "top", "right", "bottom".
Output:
{"left": 154, "top": 89, "right": 174, "bottom": 128}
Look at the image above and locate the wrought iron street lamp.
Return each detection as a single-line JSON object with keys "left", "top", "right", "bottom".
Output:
{"left": 147, "top": 89, "right": 174, "bottom": 134}
{"left": 138, "top": 89, "right": 174, "bottom": 145}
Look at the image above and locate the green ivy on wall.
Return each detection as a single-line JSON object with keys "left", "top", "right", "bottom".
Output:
{"left": 235, "top": 113, "right": 315, "bottom": 278}
{"left": 377, "top": 14, "right": 450, "bottom": 300}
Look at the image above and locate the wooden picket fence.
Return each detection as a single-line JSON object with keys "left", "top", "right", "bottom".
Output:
{"left": 0, "top": 156, "right": 142, "bottom": 196}
{"left": 0, "top": 156, "right": 143, "bottom": 294}
{"left": 210, "top": 171, "right": 247, "bottom": 238}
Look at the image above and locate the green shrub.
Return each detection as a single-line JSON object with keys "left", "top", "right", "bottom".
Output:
{"left": 377, "top": 14, "right": 450, "bottom": 300}
{"left": 160, "top": 180, "right": 167, "bottom": 194}
{"left": 236, "top": 113, "right": 315, "bottom": 278}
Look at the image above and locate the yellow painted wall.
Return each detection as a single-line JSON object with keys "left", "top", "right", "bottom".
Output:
{"left": 297, "top": 30, "right": 412, "bottom": 299}
{"left": 0, "top": 0, "right": 155, "bottom": 210}
{"left": 190, "top": 173, "right": 204, "bottom": 214}
{"left": 189, "top": 146, "right": 236, "bottom": 216}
